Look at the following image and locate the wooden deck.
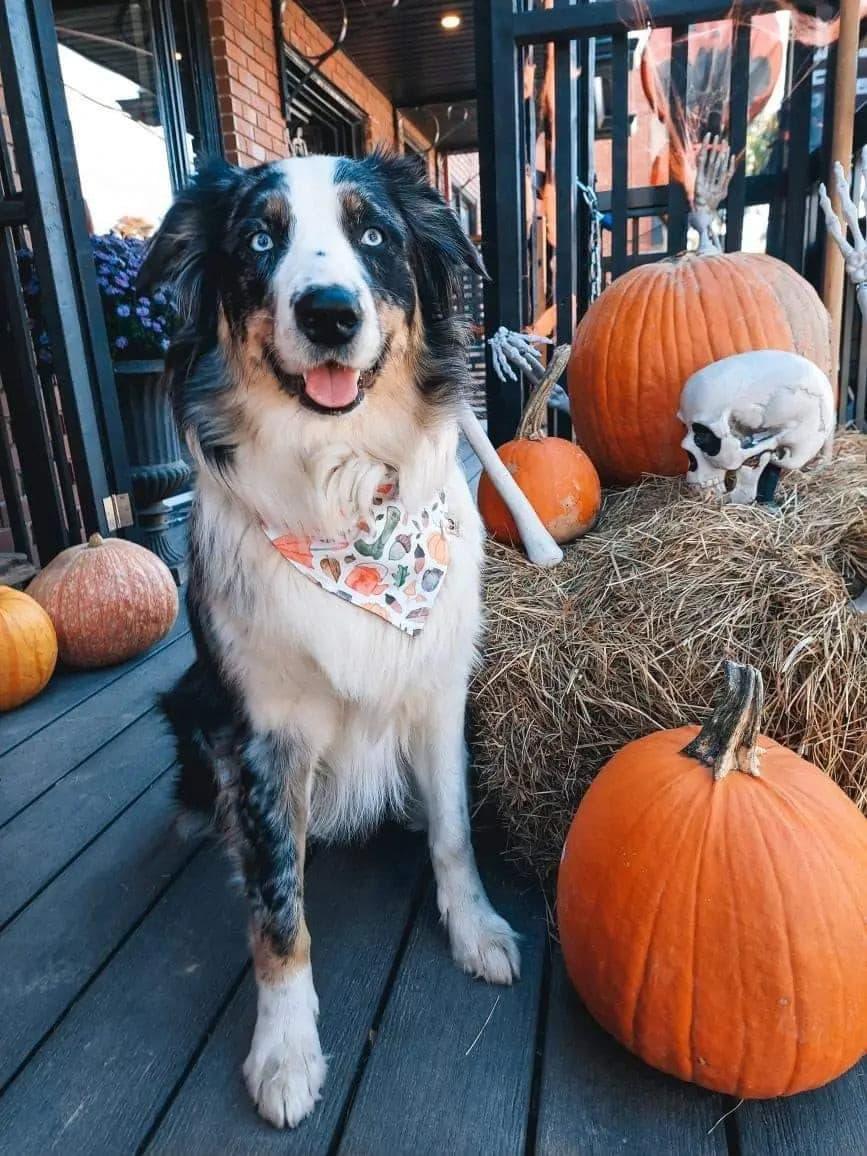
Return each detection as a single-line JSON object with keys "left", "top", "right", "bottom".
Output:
{"left": 1, "top": 611, "right": 865, "bottom": 1154}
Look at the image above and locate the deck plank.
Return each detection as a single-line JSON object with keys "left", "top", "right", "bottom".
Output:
{"left": 535, "top": 952, "right": 729, "bottom": 1156}
{"left": 0, "top": 772, "right": 197, "bottom": 1090}
{"left": 0, "top": 709, "right": 176, "bottom": 927}
{"left": 0, "top": 845, "right": 246, "bottom": 1155}
{"left": 148, "top": 826, "right": 428, "bottom": 1155}
{"left": 0, "top": 632, "right": 193, "bottom": 827}
{"left": 735, "top": 1061, "right": 867, "bottom": 1155}
{"left": 337, "top": 857, "right": 547, "bottom": 1156}
{"left": 0, "top": 603, "right": 189, "bottom": 757}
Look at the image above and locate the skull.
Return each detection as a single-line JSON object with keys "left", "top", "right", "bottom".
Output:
{"left": 678, "top": 350, "right": 835, "bottom": 504}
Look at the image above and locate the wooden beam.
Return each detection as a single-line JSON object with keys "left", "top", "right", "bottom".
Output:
{"left": 821, "top": 0, "right": 861, "bottom": 392}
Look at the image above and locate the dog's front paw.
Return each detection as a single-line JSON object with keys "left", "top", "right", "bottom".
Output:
{"left": 243, "top": 1026, "right": 326, "bottom": 1129}
{"left": 448, "top": 902, "right": 521, "bottom": 985}
{"left": 243, "top": 968, "right": 326, "bottom": 1129}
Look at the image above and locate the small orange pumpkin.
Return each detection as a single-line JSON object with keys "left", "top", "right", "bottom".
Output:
{"left": 0, "top": 586, "right": 58, "bottom": 710}
{"left": 558, "top": 661, "right": 867, "bottom": 1099}
{"left": 27, "top": 534, "right": 177, "bottom": 669}
{"left": 479, "top": 346, "right": 602, "bottom": 546}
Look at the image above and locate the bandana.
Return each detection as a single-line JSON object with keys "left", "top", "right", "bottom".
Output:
{"left": 262, "top": 476, "right": 454, "bottom": 636}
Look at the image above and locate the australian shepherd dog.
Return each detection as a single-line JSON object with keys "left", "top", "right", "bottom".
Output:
{"left": 140, "top": 152, "right": 519, "bottom": 1129}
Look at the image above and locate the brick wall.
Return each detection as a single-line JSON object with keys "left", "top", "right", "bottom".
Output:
{"left": 206, "top": 0, "right": 288, "bottom": 165}
{"left": 206, "top": 0, "right": 434, "bottom": 168}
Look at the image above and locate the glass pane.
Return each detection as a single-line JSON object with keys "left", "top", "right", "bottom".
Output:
{"left": 53, "top": 0, "right": 174, "bottom": 237}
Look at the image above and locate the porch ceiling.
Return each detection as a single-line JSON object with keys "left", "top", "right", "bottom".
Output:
{"left": 297, "top": 0, "right": 478, "bottom": 147}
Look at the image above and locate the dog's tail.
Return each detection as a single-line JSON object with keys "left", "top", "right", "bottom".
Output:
{"left": 159, "top": 661, "right": 229, "bottom": 816}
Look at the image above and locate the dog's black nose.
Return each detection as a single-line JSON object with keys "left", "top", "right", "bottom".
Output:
{"left": 295, "top": 285, "right": 362, "bottom": 347}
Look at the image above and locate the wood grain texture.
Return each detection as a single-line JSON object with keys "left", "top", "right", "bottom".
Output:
{"left": 337, "top": 857, "right": 547, "bottom": 1156}
{"left": 148, "top": 826, "right": 428, "bottom": 1155}
{"left": 0, "top": 772, "right": 197, "bottom": 1089}
{"left": 0, "top": 709, "right": 176, "bottom": 927}
{"left": 0, "top": 632, "right": 193, "bottom": 826}
{"left": 535, "top": 951, "right": 729, "bottom": 1156}
{"left": 735, "top": 1060, "right": 867, "bottom": 1155}
{"left": 0, "top": 847, "right": 246, "bottom": 1154}
{"left": 0, "top": 601, "right": 188, "bottom": 757}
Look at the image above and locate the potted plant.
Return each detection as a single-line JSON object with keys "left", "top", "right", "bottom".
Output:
{"left": 19, "top": 237, "right": 192, "bottom": 579}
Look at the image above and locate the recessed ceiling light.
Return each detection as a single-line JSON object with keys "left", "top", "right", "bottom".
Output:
{"left": 441, "top": 13, "right": 461, "bottom": 30}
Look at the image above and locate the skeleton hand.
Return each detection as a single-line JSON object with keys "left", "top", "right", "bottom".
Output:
{"left": 818, "top": 149, "right": 867, "bottom": 296}
{"left": 691, "top": 134, "right": 737, "bottom": 254}
{"left": 694, "top": 133, "right": 736, "bottom": 216}
{"left": 489, "top": 327, "right": 551, "bottom": 384}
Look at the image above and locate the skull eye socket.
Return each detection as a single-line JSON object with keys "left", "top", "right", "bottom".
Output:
{"left": 692, "top": 423, "right": 723, "bottom": 457}
{"left": 686, "top": 451, "right": 698, "bottom": 472}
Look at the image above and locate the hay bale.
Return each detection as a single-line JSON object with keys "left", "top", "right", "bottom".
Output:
{"left": 470, "top": 432, "right": 867, "bottom": 878}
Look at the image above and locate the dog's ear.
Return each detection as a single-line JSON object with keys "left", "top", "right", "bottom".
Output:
{"left": 138, "top": 159, "right": 245, "bottom": 328}
{"left": 373, "top": 152, "right": 486, "bottom": 316}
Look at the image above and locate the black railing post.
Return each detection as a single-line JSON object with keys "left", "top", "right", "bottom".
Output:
{"left": 476, "top": 0, "right": 524, "bottom": 445}
{"left": 554, "top": 2, "right": 577, "bottom": 344}
{"left": 610, "top": 30, "right": 629, "bottom": 275}
{"left": 724, "top": 19, "right": 751, "bottom": 252}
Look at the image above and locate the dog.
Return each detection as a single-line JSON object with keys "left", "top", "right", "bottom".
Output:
{"left": 140, "top": 151, "right": 520, "bottom": 1129}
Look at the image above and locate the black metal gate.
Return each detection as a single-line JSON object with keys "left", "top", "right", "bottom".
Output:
{"left": 475, "top": 0, "right": 854, "bottom": 445}
{"left": 0, "top": 0, "right": 132, "bottom": 571}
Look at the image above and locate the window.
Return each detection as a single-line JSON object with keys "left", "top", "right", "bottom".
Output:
{"left": 453, "top": 189, "right": 478, "bottom": 237}
{"left": 53, "top": 0, "right": 218, "bottom": 236}
{"left": 285, "top": 52, "right": 365, "bottom": 158}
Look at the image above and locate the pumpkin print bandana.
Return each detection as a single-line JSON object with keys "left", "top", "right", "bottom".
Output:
{"left": 262, "top": 476, "right": 454, "bottom": 637}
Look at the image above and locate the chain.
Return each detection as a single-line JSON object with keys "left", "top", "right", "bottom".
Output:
{"left": 576, "top": 177, "right": 602, "bottom": 302}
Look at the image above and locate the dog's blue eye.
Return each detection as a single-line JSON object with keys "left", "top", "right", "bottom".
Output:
{"left": 361, "top": 227, "right": 383, "bottom": 247}
{"left": 249, "top": 232, "right": 273, "bottom": 252}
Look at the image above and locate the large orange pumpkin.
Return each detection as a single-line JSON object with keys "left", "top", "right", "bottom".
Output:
{"left": 557, "top": 662, "right": 867, "bottom": 1099}
{"left": 479, "top": 346, "right": 602, "bottom": 545}
{"left": 568, "top": 251, "right": 832, "bottom": 484}
{"left": 27, "top": 534, "right": 178, "bottom": 669}
{"left": 0, "top": 586, "right": 58, "bottom": 710}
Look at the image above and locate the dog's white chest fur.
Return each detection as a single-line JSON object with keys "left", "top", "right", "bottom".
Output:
{"left": 196, "top": 429, "right": 483, "bottom": 839}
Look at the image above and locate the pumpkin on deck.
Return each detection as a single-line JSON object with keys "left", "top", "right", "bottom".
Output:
{"left": 479, "top": 346, "right": 602, "bottom": 546}
{"left": 557, "top": 662, "right": 867, "bottom": 1099}
{"left": 0, "top": 586, "right": 58, "bottom": 710}
{"left": 27, "top": 534, "right": 178, "bottom": 669}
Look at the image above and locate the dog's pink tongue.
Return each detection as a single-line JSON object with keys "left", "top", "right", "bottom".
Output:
{"left": 303, "top": 365, "right": 360, "bottom": 409}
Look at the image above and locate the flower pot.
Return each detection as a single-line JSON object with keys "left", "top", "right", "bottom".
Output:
{"left": 115, "top": 360, "right": 192, "bottom": 581}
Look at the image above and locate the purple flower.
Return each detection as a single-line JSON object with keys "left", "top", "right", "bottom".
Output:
{"left": 160, "top": 337, "right": 170, "bottom": 351}
{"left": 141, "top": 318, "right": 152, "bottom": 329}
{"left": 138, "top": 296, "right": 150, "bottom": 308}
{"left": 114, "top": 335, "right": 129, "bottom": 350}
{"left": 135, "top": 304, "right": 149, "bottom": 318}
{"left": 116, "top": 304, "right": 131, "bottom": 317}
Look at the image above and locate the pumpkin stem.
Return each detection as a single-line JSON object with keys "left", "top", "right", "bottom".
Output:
{"left": 682, "top": 661, "right": 764, "bottom": 780}
{"left": 516, "top": 345, "right": 572, "bottom": 441}
{"left": 87, "top": 533, "right": 105, "bottom": 548}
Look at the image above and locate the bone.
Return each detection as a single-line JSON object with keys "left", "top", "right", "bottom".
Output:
{"left": 458, "top": 404, "right": 563, "bottom": 568}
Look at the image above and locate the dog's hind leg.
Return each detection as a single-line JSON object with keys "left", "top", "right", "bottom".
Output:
{"left": 235, "top": 730, "right": 326, "bottom": 1130}
{"left": 411, "top": 690, "right": 521, "bottom": 985}
{"left": 160, "top": 662, "right": 229, "bottom": 832}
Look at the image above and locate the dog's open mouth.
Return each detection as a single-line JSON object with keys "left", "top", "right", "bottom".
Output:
{"left": 265, "top": 344, "right": 388, "bottom": 416}
{"left": 302, "top": 363, "right": 361, "bottom": 412}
